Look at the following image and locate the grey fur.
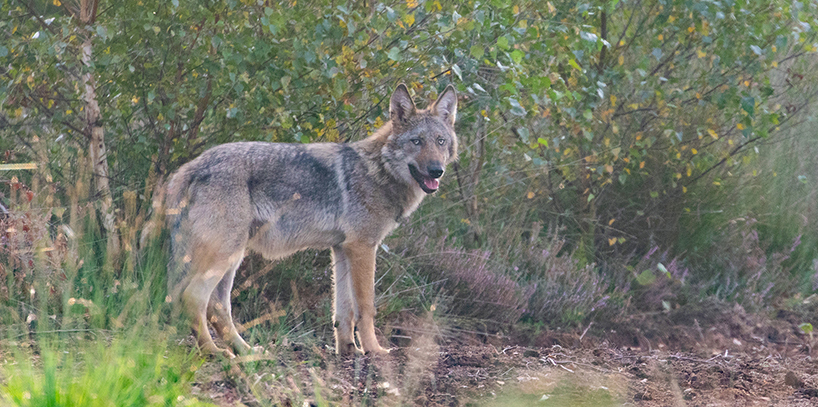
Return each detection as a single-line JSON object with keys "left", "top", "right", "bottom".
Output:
{"left": 163, "top": 84, "right": 458, "bottom": 357}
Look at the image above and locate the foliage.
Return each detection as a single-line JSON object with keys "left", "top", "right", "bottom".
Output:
{"left": 2, "top": 0, "right": 818, "bottom": 344}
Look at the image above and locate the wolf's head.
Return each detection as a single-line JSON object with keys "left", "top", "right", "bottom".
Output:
{"left": 382, "top": 84, "right": 458, "bottom": 194}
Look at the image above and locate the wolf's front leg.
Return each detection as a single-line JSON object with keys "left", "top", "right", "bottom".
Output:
{"left": 344, "top": 242, "right": 389, "bottom": 355}
{"left": 331, "top": 246, "right": 360, "bottom": 355}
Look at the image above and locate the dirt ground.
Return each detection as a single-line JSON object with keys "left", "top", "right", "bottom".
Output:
{"left": 191, "top": 306, "right": 818, "bottom": 406}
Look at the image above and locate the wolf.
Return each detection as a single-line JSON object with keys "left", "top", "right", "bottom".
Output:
{"left": 162, "top": 84, "right": 458, "bottom": 357}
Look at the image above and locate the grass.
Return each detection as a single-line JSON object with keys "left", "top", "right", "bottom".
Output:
{"left": 0, "top": 328, "right": 209, "bottom": 407}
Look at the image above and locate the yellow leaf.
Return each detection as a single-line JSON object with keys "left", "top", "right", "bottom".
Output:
{"left": 618, "top": 55, "right": 624, "bottom": 65}
{"left": 513, "top": 5, "right": 519, "bottom": 14}
{"left": 605, "top": 165, "right": 613, "bottom": 173}
{"left": 697, "top": 49, "right": 706, "bottom": 58}
{"left": 608, "top": 218, "right": 616, "bottom": 226}
{"left": 657, "top": 34, "right": 663, "bottom": 41}
{"left": 668, "top": 16, "right": 676, "bottom": 23}
{"left": 406, "top": 0, "right": 418, "bottom": 7}
{"left": 639, "top": 161, "right": 645, "bottom": 169}
{"left": 527, "top": 191, "right": 535, "bottom": 199}
{"left": 696, "top": 92, "right": 701, "bottom": 99}
{"left": 610, "top": 95, "right": 617, "bottom": 107}
{"left": 608, "top": 238, "right": 617, "bottom": 246}
{"left": 53, "top": 0, "right": 61, "bottom": 5}
{"left": 687, "top": 166, "right": 692, "bottom": 177}
{"left": 547, "top": 2, "right": 555, "bottom": 13}
{"left": 707, "top": 129, "right": 718, "bottom": 139}
{"left": 676, "top": 173, "right": 682, "bottom": 179}
{"left": 691, "top": 148, "right": 698, "bottom": 155}
{"left": 14, "top": 107, "right": 23, "bottom": 117}
{"left": 772, "top": 61, "right": 778, "bottom": 68}
{"left": 772, "top": 45, "right": 777, "bottom": 52}
{"left": 682, "top": 186, "right": 687, "bottom": 193}
{"left": 460, "top": 218, "right": 471, "bottom": 225}
{"left": 688, "top": 26, "right": 695, "bottom": 33}
{"left": 736, "top": 123, "right": 745, "bottom": 130}
{"left": 402, "top": 13, "right": 415, "bottom": 27}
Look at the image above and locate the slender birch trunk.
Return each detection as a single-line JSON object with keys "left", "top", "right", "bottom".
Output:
{"left": 80, "top": 0, "right": 119, "bottom": 255}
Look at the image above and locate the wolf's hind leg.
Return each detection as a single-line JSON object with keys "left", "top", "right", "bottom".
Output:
{"left": 183, "top": 250, "right": 245, "bottom": 359}
{"left": 208, "top": 253, "right": 261, "bottom": 355}
{"left": 332, "top": 246, "right": 360, "bottom": 355}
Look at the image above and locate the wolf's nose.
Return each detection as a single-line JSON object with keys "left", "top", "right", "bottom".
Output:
{"left": 428, "top": 166, "right": 444, "bottom": 179}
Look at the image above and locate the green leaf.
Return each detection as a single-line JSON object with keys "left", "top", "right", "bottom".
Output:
{"left": 517, "top": 127, "right": 530, "bottom": 143}
{"left": 470, "top": 45, "right": 484, "bottom": 59}
{"left": 510, "top": 49, "right": 524, "bottom": 64}
{"left": 741, "top": 96, "right": 755, "bottom": 117}
{"left": 497, "top": 36, "right": 509, "bottom": 50}
{"left": 636, "top": 270, "right": 656, "bottom": 286}
{"left": 508, "top": 98, "right": 526, "bottom": 116}
{"left": 452, "top": 64, "right": 462, "bottom": 80}
{"left": 568, "top": 59, "right": 581, "bottom": 71}
{"left": 387, "top": 46, "right": 401, "bottom": 61}
{"left": 800, "top": 323, "right": 814, "bottom": 334}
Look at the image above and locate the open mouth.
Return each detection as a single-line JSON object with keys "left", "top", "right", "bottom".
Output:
{"left": 408, "top": 164, "right": 440, "bottom": 194}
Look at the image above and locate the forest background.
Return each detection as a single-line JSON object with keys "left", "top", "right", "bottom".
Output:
{"left": 2, "top": 0, "right": 818, "bottom": 404}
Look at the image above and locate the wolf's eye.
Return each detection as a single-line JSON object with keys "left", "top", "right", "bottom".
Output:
{"left": 437, "top": 137, "right": 445, "bottom": 146}
{"left": 410, "top": 138, "right": 421, "bottom": 146}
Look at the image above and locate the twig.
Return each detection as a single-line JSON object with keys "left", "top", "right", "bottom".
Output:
{"left": 579, "top": 321, "right": 594, "bottom": 342}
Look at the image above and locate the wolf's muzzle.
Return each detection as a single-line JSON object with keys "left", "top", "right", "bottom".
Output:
{"left": 428, "top": 164, "right": 444, "bottom": 179}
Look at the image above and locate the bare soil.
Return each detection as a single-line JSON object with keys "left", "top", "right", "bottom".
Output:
{"left": 192, "top": 305, "right": 818, "bottom": 406}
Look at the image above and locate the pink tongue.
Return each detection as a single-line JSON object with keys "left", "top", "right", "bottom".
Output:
{"left": 424, "top": 178, "right": 439, "bottom": 190}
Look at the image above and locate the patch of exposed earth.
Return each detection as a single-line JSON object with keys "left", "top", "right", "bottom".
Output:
{"left": 192, "top": 310, "right": 818, "bottom": 406}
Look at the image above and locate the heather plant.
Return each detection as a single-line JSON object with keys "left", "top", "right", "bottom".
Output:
{"left": 389, "top": 229, "right": 531, "bottom": 325}
{"left": 692, "top": 218, "right": 801, "bottom": 309}
{"left": 517, "top": 233, "right": 612, "bottom": 327}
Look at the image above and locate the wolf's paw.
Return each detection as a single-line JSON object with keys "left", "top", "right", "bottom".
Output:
{"left": 364, "top": 345, "right": 391, "bottom": 356}
{"left": 202, "top": 346, "right": 236, "bottom": 359}
{"left": 337, "top": 342, "right": 363, "bottom": 356}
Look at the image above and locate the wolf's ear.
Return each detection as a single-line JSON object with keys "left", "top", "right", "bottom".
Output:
{"left": 390, "top": 84, "right": 416, "bottom": 124}
{"left": 433, "top": 84, "right": 457, "bottom": 127}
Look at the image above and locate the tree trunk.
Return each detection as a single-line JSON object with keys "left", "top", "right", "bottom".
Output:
{"left": 80, "top": 0, "right": 119, "bottom": 255}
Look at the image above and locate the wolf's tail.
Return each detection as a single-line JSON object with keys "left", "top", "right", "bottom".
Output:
{"left": 163, "top": 166, "right": 197, "bottom": 302}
